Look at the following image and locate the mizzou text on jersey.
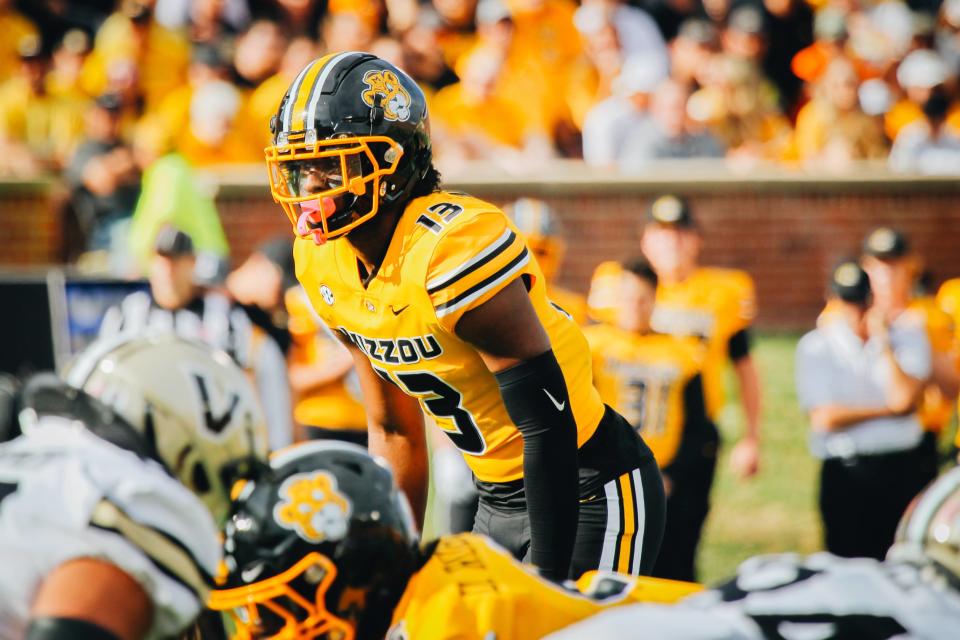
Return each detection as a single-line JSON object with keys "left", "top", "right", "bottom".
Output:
{"left": 294, "top": 191, "right": 606, "bottom": 483}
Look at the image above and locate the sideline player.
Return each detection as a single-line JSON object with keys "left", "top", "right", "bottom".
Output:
{"left": 207, "top": 441, "right": 700, "bottom": 640}
{"left": 268, "top": 52, "right": 663, "bottom": 580}
{"left": 506, "top": 197, "right": 589, "bottom": 325}
{"left": 585, "top": 259, "right": 716, "bottom": 582}
{"left": 639, "top": 196, "right": 761, "bottom": 479}
{"left": 0, "top": 334, "right": 267, "bottom": 639}
{"left": 546, "top": 465, "right": 960, "bottom": 639}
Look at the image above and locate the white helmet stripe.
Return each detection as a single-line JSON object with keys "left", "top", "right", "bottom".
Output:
{"left": 305, "top": 51, "right": 359, "bottom": 132}
{"left": 282, "top": 62, "right": 314, "bottom": 132}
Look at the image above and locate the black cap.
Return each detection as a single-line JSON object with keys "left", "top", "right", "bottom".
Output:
{"left": 257, "top": 236, "right": 297, "bottom": 291}
{"left": 863, "top": 227, "right": 909, "bottom": 260}
{"left": 154, "top": 226, "right": 195, "bottom": 258}
{"left": 647, "top": 195, "right": 695, "bottom": 228}
{"left": 94, "top": 93, "right": 123, "bottom": 112}
{"left": 830, "top": 259, "right": 871, "bottom": 304}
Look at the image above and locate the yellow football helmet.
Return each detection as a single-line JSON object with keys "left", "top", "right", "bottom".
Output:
{"left": 267, "top": 52, "right": 431, "bottom": 245}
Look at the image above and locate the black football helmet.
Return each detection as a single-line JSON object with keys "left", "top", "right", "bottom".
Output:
{"left": 208, "top": 441, "right": 419, "bottom": 639}
{"left": 266, "top": 51, "right": 432, "bottom": 245}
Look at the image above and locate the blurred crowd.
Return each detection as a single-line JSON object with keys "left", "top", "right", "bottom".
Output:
{"left": 2, "top": 0, "right": 960, "bottom": 188}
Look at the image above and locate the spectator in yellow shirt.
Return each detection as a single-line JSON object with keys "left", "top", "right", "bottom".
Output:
{"left": 794, "top": 57, "right": 888, "bottom": 170}
{"left": 0, "top": 0, "right": 37, "bottom": 82}
{"left": 81, "top": 0, "right": 189, "bottom": 113}
{"left": 0, "top": 35, "right": 87, "bottom": 176}
{"left": 247, "top": 37, "right": 318, "bottom": 150}
{"left": 430, "top": 45, "right": 552, "bottom": 172}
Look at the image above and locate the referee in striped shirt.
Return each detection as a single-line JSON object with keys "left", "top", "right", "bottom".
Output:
{"left": 100, "top": 226, "right": 292, "bottom": 449}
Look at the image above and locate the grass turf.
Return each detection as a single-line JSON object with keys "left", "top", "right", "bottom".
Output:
{"left": 699, "top": 332, "right": 821, "bottom": 584}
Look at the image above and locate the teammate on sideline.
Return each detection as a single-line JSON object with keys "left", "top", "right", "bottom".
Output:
{"left": 208, "top": 441, "right": 700, "bottom": 640}
{"left": 0, "top": 334, "right": 267, "bottom": 640}
{"left": 546, "top": 465, "right": 960, "bottom": 640}
{"left": 506, "top": 197, "right": 589, "bottom": 325}
{"left": 585, "top": 259, "right": 716, "bottom": 582}
{"left": 269, "top": 52, "right": 663, "bottom": 580}
{"left": 589, "top": 196, "right": 761, "bottom": 480}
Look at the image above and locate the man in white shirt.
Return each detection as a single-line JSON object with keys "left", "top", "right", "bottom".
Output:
{"left": 795, "top": 259, "right": 932, "bottom": 560}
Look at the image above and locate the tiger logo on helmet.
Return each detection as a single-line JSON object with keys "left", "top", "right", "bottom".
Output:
{"left": 361, "top": 70, "right": 412, "bottom": 122}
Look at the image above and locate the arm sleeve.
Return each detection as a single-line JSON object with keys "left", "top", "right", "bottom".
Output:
{"left": 426, "top": 212, "right": 532, "bottom": 333}
{"left": 727, "top": 328, "right": 753, "bottom": 362}
{"left": 495, "top": 349, "right": 578, "bottom": 582}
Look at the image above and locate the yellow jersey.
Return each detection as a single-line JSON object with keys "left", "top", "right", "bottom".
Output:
{"left": 286, "top": 287, "right": 367, "bottom": 432}
{"left": 548, "top": 285, "right": 588, "bottom": 326}
{"left": 387, "top": 533, "right": 701, "bottom": 640}
{"left": 293, "top": 191, "right": 606, "bottom": 482}
{"left": 650, "top": 268, "right": 757, "bottom": 420}
{"left": 585, "top": 325, "right": 708, "bottom": 468}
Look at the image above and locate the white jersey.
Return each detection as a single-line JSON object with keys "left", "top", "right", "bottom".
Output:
{"left": 0, "top": 418, "right": 221, "bottom": 639}
{"left": 545, "top": 553, "right": 960, "bottom": 640}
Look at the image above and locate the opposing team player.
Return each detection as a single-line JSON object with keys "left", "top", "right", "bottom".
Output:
{"left": 0, "top": 335, "right": 267, "bottom": 640}
{"left": 506, "top": 197, "right": 589, "bottom": 325}
{"left": 546, "top": 466, "right": 960, "bottom": 639}
{"left": 208, "top": 442, "right": 700, "bottom": 640}
{"left": 268, "top": 52, "right": 663, "bottom": 579}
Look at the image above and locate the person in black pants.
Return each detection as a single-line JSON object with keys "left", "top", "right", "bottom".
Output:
{"left": 797, "top": 260, "right": 933, "bottom": 560}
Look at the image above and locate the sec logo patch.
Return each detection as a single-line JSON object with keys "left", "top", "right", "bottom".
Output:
{"left": 319, "top": 285, "right": 335, "bottom": 306}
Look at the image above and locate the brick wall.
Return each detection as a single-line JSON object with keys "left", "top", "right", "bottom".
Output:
{"left": 4, "top": 164, "right": 959, "bottom": 330}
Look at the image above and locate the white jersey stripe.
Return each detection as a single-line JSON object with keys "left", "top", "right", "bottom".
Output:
{"left": 434, "top": 251, "right": 530, "bottom": 318}
{"left": 282, "top": 63, "right": 313, "bottom": 132}
{"left": 426, "top": 228, "right": 514, "bottom": 292}
{"left": 305, "top": 51, "right": 357, "bottom": 129}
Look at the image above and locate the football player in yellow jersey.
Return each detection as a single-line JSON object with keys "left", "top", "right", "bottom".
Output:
{"left": 286, "top": 286, "right": 369, "bottom": 444}
{"left": 637, "top": 195, "right": 762, "bottom": 480}
{"left": 585, "top": 259, "right": 717, "bottom": 582}
{"left": 936, "top": 277, "right": 960, "bottom": 457}
{"left": 208, "top": 442, "right": 700, "bottom": 640}
{"left": 859, "top": 228, "right": 957, "bottom": 481}
{"left": 506, "top": 198, "right": 589, "bottom": 325}
{"left": 264, "top": 52, "right": 663, "bottom": 581}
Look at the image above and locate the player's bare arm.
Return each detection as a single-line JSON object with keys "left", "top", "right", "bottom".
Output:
{"left": 455, "top": 277, "right": 580, "bottom": 581}
{"left": 29, "top": 558, "right": 151, "bottom": 640}
{"left": 730, "top": 354, "right": 761, "bottom": 478}
{"left": 346, "top": 341, "right": 429, "bottom": 526}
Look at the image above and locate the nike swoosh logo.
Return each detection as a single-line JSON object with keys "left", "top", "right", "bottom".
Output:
{"left": 543, "top": 388, "right": 566, "bottom": 411}
{"left": 390, "top": 304, "right": 410, "bottom": 316}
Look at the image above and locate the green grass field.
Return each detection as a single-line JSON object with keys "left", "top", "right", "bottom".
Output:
{"left": 699, "top": 332, "right": 822, "bottom": 584}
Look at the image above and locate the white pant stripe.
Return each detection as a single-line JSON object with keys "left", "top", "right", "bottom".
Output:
{"left": 630, "top": 468, "right": 646, "bottom": 575}
{"left": 598, "top": 478, "right": 621, "bottom": 571}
